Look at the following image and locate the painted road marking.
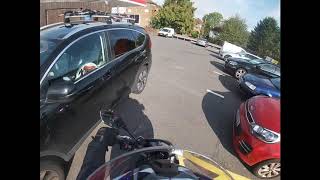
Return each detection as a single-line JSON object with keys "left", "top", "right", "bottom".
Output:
{"left": 174, "top": 66, "right": 185, "bottom": 70}
{"left": 206, "top": 89, "right": 224, "bottom": 99}
{"left": 213, "top": 71, "right": 223, "bottom": 76}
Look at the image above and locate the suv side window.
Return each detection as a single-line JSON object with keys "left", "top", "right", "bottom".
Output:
{"left": 44, "top": 32, "right": 107, "bottom": 82}
{"left": 132, "top": 31, "right": 145, "bottom": 47}
{"left": 108, "top": 29, "right": 136, "bottom": 58}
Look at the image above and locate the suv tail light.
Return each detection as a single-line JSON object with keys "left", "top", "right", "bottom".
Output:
{"left": 148, "top": 38, "right": 152, "bottom": 49}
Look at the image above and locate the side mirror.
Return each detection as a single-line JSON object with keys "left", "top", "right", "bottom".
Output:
{"left": 46, "top": 79, "right": 76, "bottom": 103}
{"left": 256, "top": 65, "right": 261, "bottom": 69}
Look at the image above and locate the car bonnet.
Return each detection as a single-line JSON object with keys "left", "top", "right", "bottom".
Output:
{"left": 243, "top": 74, "right": 277, "bottom": 90}
{"left": 247, "top": 96, "right": 280, "bottom": 133}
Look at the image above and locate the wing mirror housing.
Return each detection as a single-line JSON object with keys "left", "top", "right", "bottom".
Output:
{"left": 46, "top": 78, "right": 76, "bottom": 103}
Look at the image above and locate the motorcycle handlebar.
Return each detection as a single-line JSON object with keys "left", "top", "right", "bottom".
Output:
{"left": 115, "top": 135, "right": 173, "bottom": 151}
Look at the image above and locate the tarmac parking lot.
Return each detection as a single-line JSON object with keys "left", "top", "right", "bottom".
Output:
{"left": 66, "top": 35, "right": 279, "bottom": 180}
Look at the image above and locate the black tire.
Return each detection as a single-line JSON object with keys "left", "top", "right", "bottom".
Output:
{"left": 132, "top": 66, "right": 149, "bottom": 94}
{"left": 40, "top": 159, "right": 65, "bottom": 180}
{"left": 234, "top": 68, "right": 247, "bottom": 79}
{"left": 252, "top": 159, "right": 280, "bottom": 179}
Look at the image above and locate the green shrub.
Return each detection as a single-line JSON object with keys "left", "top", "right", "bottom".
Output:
{"left": 208, "top": 37, "right": 223, "bottom": 46}
{"left": 191, "top": 31, "right": 199, "bottom": 38}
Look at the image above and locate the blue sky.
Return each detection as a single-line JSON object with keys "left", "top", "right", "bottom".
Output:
{"left": 153, "top": 0, "right": 280, "bottom": 31}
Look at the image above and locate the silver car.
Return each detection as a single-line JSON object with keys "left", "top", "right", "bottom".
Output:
{"left": 196, "top": 38, "right": 208, "bottom": 47}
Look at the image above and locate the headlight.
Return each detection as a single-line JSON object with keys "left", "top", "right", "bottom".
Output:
{"left": 229, "top": 61, "right": 238, "bottom": 66}
{"left": 244, "top": 82, "right": 256, "bottom": 90}
{"left": 250, "top": 124, "right": 280, "bottom": 143}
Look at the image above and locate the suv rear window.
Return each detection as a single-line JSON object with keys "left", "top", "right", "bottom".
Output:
{"left": 108, "top": 29, "right": 136, "bottom": 58}
{"left": 132, "top": 31, "right": 145, "bottom": 47}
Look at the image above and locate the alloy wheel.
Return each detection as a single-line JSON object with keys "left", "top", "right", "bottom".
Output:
{"left": 137, "top": 70, "right": 148, "bottom": 92}
{"left": 235, "top": 69, "right": 246, "bottom": 79}
{"left": 257, "top": 162, "right": 280, "bottom": 178}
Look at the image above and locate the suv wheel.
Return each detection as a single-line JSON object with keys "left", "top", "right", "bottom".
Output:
{"left": 40, "top": 159, "right": 65, "bottom": 180}
{"left": 132, "top": 66, "right": 149, "bottom": 94}
{"left": 252, "top": 159, "right": 280, "bottom": 179}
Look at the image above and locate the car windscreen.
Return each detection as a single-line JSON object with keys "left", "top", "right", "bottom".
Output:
{"left": 270, "top": 77, "right": 280, "bottom": 89}
{"left": 274, "top": 66, "right": 280, "bottom": 77}
{"left": 249, "top": 59, "right": 265, "bottom": 64}
{"left": 161, "top": 28, "right": 169, "bottom": 32}
{"left": 40, "top": 38, "right": 61, "bottom": 67}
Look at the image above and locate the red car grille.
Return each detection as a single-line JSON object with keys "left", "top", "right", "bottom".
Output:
{"left": 239, "top": 140, "right": 252, "bottom": 154}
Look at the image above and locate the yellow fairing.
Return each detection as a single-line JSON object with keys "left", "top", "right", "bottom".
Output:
{"left": 174, "top": 150, "right": 250, "bottom": 180}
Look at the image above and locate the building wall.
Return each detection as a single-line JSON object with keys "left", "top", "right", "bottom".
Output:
{"left": 40, "top": 1, "right": 110, "bottom": 27}
{"left": 125, "top": 4, "right": 159, "bottom": 27}
{"left": 194, "top": 24, "right": 202, "bottom": 33}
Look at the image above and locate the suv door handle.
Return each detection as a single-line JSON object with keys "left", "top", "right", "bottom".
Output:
{"left": 135, "top": 50, "right": 147, "bottom": 62}
{"left": 103, "top": 70, "right": 113, "bottom": 80}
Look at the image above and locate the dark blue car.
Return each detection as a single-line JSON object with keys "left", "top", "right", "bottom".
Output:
{"left": 239, "top": 73, "right": 280, "bottom": 98}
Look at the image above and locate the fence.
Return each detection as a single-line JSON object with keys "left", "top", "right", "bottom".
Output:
{"left": 173, "top": 34, "right": 222, "bottom": 49}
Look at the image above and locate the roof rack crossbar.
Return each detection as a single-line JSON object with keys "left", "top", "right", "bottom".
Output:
{"left": 61, "top": 9, "right": 136, "bottom": 25}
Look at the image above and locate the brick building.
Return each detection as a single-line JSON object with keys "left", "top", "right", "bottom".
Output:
{"left": 194, "top": 18, "right": 203, "bottom": 33}
{"left": 112, "top": 0, "right": 160, "bottom": 27}
{"left": 40, "top": 0, "right": 110, "bottom": 27}
{"left": 40, "top": 0, "right": 160, "bottom": 27}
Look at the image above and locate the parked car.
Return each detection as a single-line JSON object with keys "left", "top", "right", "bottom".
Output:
{"left": 233, "top": 96, "right": 280, "bottom": 179}
{"left": 224, "top": 58, "right": 280, "bottom": 79}
{"left": 40, "top": 21, "right": 152, "bottom": 179}
{"left": 223, "top": 52, "right": 261, "bottom": 61}
{"left": 158, "top": 27, "right": 175, "bottom": 37}
{"left": 239, "top": 74, "right": 280, "bottom": 98}
{"left": 219, "top": 41, "right": 246, "bottom": 59}
{"left": 196, "top": 38, "right": 208, "bottom": 47}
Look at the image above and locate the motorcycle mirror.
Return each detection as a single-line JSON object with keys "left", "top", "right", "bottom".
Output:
{"left": 99, "top": 109, "right": 126, "bottom": 129}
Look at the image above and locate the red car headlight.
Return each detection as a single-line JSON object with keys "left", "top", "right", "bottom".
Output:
{"left": 250, "top": 124, "right": 280, "bottom": 143}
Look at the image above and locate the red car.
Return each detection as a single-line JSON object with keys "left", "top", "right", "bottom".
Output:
{"left": 233, "top": 96, "right": 280, "bottom": 179}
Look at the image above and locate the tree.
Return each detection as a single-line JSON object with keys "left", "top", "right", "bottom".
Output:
{"left": 150, "top": 0, "right": 196, "bottom": 34}
{"left": 190, "top": 31, "right": 199, "bottom": 38}
{"left": 247, "top": 17, "right": 280, "bottom": 60}
{"left": 217, "top": 15, "right": 249, "bottom": 47}
{"left": 202, "top": 12, "right": 223, "bottom": 38}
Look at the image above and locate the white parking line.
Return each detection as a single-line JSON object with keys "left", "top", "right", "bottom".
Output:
{"left": 206, "top": 89, "right": 224, "bottom": 99}
{"left": 174, "top": 66, "right": 185, "bottom": 70}
{"left": 213, "top": 71, "right": 223, "bottom": 76}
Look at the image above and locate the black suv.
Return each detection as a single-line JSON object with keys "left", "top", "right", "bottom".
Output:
{"left": 40, "top": 21, "right": 152, "bottom": 179}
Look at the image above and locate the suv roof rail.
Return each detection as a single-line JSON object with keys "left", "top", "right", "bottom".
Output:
{"left": 40, "top": 22, "right": 65, "bottom": 30}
